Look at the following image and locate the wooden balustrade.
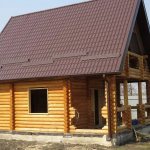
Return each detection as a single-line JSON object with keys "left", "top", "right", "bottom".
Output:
{"left": 137, "top": 104, "right": 145, "bottom": 124}
{"left": 128, "top": 52, "right": 149, "bottom": 78}
{"left": 122, "top": 52, "right": 150, "bottom": 79}
{"left": 117, "top": 105, "right": 131, "bottom": 132}
{"left": 117, "top": 103, "right": 150, "bottom": 131}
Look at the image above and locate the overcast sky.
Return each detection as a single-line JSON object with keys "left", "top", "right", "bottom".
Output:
{"left": 0, "top": 0, "right": 150, "bottom": 32}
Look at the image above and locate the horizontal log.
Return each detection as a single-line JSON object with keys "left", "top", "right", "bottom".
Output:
{"left": 0, "top": 124, "right": 10, "bottom": 127}
{"left": 145, "top": 105, "right": 150, "bottom": 109}
{"left": 0, "top": 102, "right": 10, "bottom": 105}
{"left": 0, "top": 127, "right": 10, "bottom": 130}
{"left": 15, "top": 128, "right": 63, "bottom": 132}
{"left": 117, "top": 106, "right": 126, "bottom": 112}
{"left": 15, "top": 83, "right": 63, "bottom": 88}
{"left": 0, "top": 108, "right": 10, "bottom": 111}
{"left": 117, "top": 125, "right": 127, "bottom": 132}
{"left": 15, "top": 118, "right": 64, "bottom": 121}
{"left": 75, "top": 129, "right": 108, "bottom": 134}
{"left": 15, "top": 121, "right": 64, "bottom": 125}
{"left": 0, "top": 121, "right": 10, "bottom": 124}
{"left": 131, "top": 106, "right": 137, "bottom": 109}
{"left": 15, "top": 124, "right": 64, "bottom": 129}
{"left": 48, "top": 93, "right": 64, "bottom": 97}
{"left": 145, "top": 118, "right": 150, "bottom": 123}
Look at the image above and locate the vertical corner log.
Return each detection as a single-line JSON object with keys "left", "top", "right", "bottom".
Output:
{"left": 108, "top": 76, "right": 117, "bottom": 135}
{"left": 64, "top": 80, "right": 70, "bottom": 133}
{"left": 124, "top": 80, "right": 128, "bottom": 106}
{"left": 10, "top": 83, "right": 15, "bottom": 131}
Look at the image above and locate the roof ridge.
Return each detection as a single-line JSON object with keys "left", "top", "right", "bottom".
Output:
{"left": 12, "top": 0, "right": 95, "bottom": 18}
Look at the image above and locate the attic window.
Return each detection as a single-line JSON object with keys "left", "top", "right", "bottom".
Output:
{"left": 29, "top": 89, "right": 48, "bottom": 113}
{"left": 129, "top": 55, "right": 139, "bottom": 69}
{"left": 129, "top": 32, "right": 141, "bottom": 54}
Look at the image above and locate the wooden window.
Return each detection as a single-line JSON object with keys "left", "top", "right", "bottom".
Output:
{"left": 129, "top": 55, "right": 139, "bottom": 69}
{"left": 29, "top": 89, "right": 48, "bottom": 113}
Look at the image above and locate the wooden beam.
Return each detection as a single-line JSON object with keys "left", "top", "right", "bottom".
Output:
{"left": 138, "top": 82, "right": 142, "bottom": 105}
{"left": 124, "top": 80, "right": 128, "bottom": 106}
{"left": 64, "top": 80, "right": 70, "bottom": 133}
{"left": 10, "top": 83, "right": 15, "bottom": 130}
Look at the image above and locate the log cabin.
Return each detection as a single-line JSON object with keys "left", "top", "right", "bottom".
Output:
{"left": 0, "top": 0, "right": 150, "bottom": 146}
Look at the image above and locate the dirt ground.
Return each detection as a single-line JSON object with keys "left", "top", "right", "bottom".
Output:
{"left": 0, "top": 140, "right": 150, "bottom": 150}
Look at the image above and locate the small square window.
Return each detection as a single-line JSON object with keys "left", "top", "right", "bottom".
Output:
{"left": 30, "top": 89, "right": 48, "bottom": 113}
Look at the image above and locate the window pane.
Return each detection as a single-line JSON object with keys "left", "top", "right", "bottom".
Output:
{"left": 30, "top": 89, "right": 48, "bottom": 113}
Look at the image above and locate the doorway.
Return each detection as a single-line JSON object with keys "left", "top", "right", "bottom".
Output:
{"left": 94, "top": 90, "right": 99, "bottom": 126}
{"left": 92, "top": 89, "right": 101, "bottom": 127}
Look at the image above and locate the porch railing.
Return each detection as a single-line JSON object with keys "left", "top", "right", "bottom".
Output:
{"left": 117, "top": 105, "right": 131, "bottom": 131}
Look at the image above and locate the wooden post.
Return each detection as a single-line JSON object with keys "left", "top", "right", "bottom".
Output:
{"left": 123, "top": 80, "right": 132, "bottom": 129}
{"left": 137, "top": 82, "right": 145, "bottom": 124}
{"left": 101, "top": 81, "right": 109, "bottom": 135}
{"left": 137, "top": 104, "right": 145, "bottom": 124}
{"left": 124, "top": 80, "right": 128, "bottom": 106}
{"left": 10, "top": 83, "right": 15, "bottom": 131}
{"left": 146, "top": 81, "right": 150, "bottom": 116}
{"left": 64, "top": 80, "right": 70, "bottom": 133}
{"left": 109, "top": 76, "right": 117, "bottom": 135}
{"left": 138, "top": 82, "right": 142, "bottom": 105}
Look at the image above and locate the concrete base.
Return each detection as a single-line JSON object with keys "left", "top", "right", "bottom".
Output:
{"left": 0, "top": 132, "right": 112, "bottom": 147}
{"left": 113, "top": 124, "right": 150, "bottom": 146}
{"left": 1, "top": 125, "right": 150, "bottom": 146}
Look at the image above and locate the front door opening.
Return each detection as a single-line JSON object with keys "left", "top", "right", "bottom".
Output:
{"left": 94, "top": 89, "right": 100, "bottom": 126}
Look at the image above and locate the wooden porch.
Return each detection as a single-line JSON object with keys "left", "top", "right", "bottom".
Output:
{"left": 67, "top": 51, "right": 150, "bottom": 135}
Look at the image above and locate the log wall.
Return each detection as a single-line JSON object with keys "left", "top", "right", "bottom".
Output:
{"left": 14, "top": 80, "right": 65, "bottom": 132}
{"left": 0, "top": 78, "right": 107, "bottom": 134}
{"left": 0, "top": 84, "right": 11, "bottom": 130}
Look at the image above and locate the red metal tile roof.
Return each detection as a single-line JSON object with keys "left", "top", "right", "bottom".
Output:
{"left": 0, "top": 0, "right": 141, "bottom": 80}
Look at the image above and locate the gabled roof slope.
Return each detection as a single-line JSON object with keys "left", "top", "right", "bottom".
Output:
{"left": 0, "top": 0, "right": 141, "bottom": 80}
